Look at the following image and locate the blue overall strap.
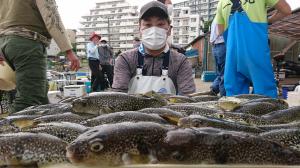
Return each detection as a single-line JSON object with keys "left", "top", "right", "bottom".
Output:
{"left": 230, "top": 0, "right": 243, "bottom": 13}
{"left": 162, "top": 51, "right": 170, "bottom": 70}
{"left": 137, "top": 50, "right": 170, "bottom": 76}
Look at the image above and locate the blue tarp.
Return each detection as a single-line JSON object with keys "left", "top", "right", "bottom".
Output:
{"left": 185, "top": 49, "right": 199, "bottom": 58}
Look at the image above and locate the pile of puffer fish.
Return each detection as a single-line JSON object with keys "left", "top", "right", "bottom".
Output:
{"left": 0, "top": 91, "right": 300, "bottom": 167}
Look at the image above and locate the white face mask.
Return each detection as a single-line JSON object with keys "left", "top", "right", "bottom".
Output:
{"left": 167, "top": 4, "right": 173, "bottom": 16}
{"left": 141, "top": 27, "right": 168, "bottom": 50}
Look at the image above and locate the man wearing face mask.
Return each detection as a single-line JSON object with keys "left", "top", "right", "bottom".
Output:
{"left": 112, "top": 1, "right": 196, "bottom": 95}
{"left": 98, "top": 39, "right": 114, "bottom": 88}
{"left": 157, "top": 0, "right": 174, "bottom": 46}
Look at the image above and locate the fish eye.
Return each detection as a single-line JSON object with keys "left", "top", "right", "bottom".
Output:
{"left": 192, "top": 119, "right": 202, "bottom": 127}
{"left": 90, "top": 142, "right": 104, "bottom": 152}
{"left": 218, "top": 114, "right": 225, "bottom": 119}
{"left": 172, "top": 151, "right": 184, "bottom": 161}
{"left": 81, "top": 102, "right": 87, "bottom": 107}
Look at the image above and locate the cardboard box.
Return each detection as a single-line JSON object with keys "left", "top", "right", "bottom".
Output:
{"left": 64, "top": 85, "right": 86, "bottom": 97}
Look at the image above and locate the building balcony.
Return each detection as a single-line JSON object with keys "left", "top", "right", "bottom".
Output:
{"left": 76, "top": 38, "right": 85, "bottom": 43}
{"left": 76, "top": 51, "right": 86, "bottom": 57}
{"left": 76, "top": 31, "right": 85, "bottom": 36}
{"left": 181, "top": 31, "right": 189, "bottom": 35}
{"left": 120, "top": 44, "right": 134, "bottom": 48}
{"left": 119, "top": 29, "right": 134, "bottom": 33}
{"left": 120, "top": 36, "right": 134, "bottom": 41}
{"left": 77, "top": 45, "right": 86, "bottom": 50}
{"left": 96, "top": 23, "right": 108, "bottom": 28}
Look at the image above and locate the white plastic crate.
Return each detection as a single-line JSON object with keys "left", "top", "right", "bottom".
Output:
{"left": 64, "top": 85, "right": 86, "bottom": 97}
{"left": 287, "top": 91, "right": 300, "bottom": 107}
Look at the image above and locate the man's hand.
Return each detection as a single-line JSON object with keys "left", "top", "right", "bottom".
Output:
{"left": 0, "top": 53, "right": 5, "bottom": 66}
{"left": 66, "top": 50, "right": 80, "bottom": 71}
{"left": 268, "top": 0, "right": 291, "bottom": 24}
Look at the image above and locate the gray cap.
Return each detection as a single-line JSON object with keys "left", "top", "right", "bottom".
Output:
{"left": 139, "top": 1, "right": 169, "bottom": 20}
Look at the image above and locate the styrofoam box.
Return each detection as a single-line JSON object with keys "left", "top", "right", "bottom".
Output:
{"left": 287, "top": 91, "right": 300, "bottom": 107}
{"left": 64, "top": 85, "right": 86, "bottom": 97}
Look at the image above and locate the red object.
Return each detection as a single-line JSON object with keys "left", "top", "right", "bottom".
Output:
{"left": 89, "top": 32, "right": 101, "bottom": 41}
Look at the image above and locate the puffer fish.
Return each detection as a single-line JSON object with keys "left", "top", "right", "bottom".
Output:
{"left": 138, "top": 108, "right": 184, "bottom": 124}
{"left": 0, "top": 132, "right": 68, "bottom": 167}
{"left": 25, "top": 122, "right": 88, "bottom": 143}
{"left": 160, "top": 128, "right": 300, "bottom": 165}
{"left": 23, "top": 103, "right": 73, "bottom": 115}
{"left": 233, "top": 94, "right": 270, "bottom": 100}
{"left": 234, "top": 102, "right": 278, "bottom": 116}
{"left": 72, "top": 92, "right": 167, "bottom": 115}
{"left": 33, "top": 112, "right": 86, "bottom": 124}
{"left": 66, "top": 122, "right": 172, "bottom": 166}
{"left": 10, "top": 109, "right": 50, "bottom": 116}
{"left": 190, "top": 101, "right": 220, "bottom": 110}
{"left": 0, "top": 125, "right": 19, "bottom": 134}
{"left": 178, "top": 115, "right": 264, "bottom": 134}
{"left": 58, "top": 97, "right": 79, "bottom": 104}
{"left": 261, "top": 106, "right": 300, "bottom": 123}
{"left": 164, "top": 105, "right": 221, "bottom": 116}
{"left": 218, "top": 97, "right": 245, "bottom": 111}
{"left": 0, "top": 115, "right": 41, "bottom": 129}
{"left": 258, "top": 121, "right": 300, "bottom": 131}
{"left": 213, "top": 112, "right": 275, "bottom": 125}
{"left": 192, "top": 95, "right": 219, "bottom": 102}
{"left": 187, "top": 91, "right": 216, "bottom": 97}
{"left": 260, "top": 129, "right": 300, "bottom": 151}
{"left": 81, "top": 111, "right": 168, "bottom": 127}
{"left": 166, "top": 95, "right": 196, "bottom": 103}
{"left": 243, "top": 98, "right": 289, "bottom": 110}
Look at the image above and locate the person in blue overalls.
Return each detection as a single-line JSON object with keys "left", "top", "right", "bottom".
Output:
{"left": 215, "top": 0, "right": 291, "bottom": 98}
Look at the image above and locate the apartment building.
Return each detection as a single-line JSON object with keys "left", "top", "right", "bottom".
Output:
{"left": 172, "top": 7, "right": 200, "bottom": 46}
{"left": 174, "top": 0, "right": 218, "bottom": 21}
{"left": 76, "top": 0, "right": 140, "bottom": 57}
{"left": 47, "top": 29, "right": 76, "bottom": 56}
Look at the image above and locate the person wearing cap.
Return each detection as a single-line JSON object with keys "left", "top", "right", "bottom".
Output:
{"left": 216, "top": 0, "right": 291, "bottom": 98}
{"left": 98, "top": 39, "right": 114, "bottom": 88}
{"left": 86, "top": 32, "right": 105, "bottom": 92}
{"left": 0, "top": 0, "right": 80, "bottom": 113}
{"left": 112, "top": 1, "right": 196, "bottom": 95}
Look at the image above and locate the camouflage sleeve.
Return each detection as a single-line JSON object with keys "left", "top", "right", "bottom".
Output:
{"left": 36, "top": 0, "right": 72, "bottom": 52}
{"left": 176, "top": 58, "right": 196, "bottom": 95}
{"left": 111, "top": 55, "right": 132, "bottom": 93}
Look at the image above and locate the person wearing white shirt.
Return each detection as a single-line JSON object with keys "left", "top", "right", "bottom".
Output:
{"left": 209, "top": 19, "right": 226, "bottom": 96}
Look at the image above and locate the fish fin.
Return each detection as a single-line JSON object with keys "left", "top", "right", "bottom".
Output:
{"left": 100, "top": 107, "right": 113, "bottom": 114}
{"left": 142, "top": 90, "right": 156, "bottom": 98}
{"left": 148, "top": 149, "right": 158, "bottom": 164}
{"left": 160, "top": 115, "right": 179, "bottom": 125}
{"left": 0, "top": 112, "right": 9, "bottom": 119}
{"left": 122, "top": 153, "right": 132, "bottom": 165}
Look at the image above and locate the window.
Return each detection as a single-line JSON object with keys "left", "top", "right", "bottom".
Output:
{"left": 191, "top": 27, "right": 196, "bottom": 31}
{"left": 191, "top": 18, "right": 197, "bottom": 22}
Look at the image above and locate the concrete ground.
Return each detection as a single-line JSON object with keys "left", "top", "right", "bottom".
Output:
{"left": 194, "top": 78, "right": 212, "bottom": 92}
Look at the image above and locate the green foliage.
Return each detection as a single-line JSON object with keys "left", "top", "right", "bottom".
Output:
{"left": 203, "top": 20, "right": 213, "bottom": 33}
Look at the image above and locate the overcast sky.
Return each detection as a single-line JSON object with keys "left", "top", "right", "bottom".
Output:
{"left": 56, "top": 0, "right": 300, "bottom": 30}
